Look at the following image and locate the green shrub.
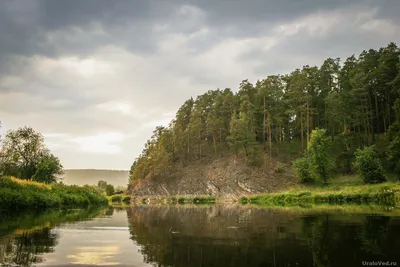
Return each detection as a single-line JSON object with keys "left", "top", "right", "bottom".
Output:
{"left": 0, "top": 176, "right": 108, "bottom": 210}
{"left": 110, "top": 195, "right": 122, "bottom": 202}
{"left": 354, "top": 146, "right": 386, "bottom": 184}
{"left": 122, "top": 196, "right": 131, "bottom": 203}
{"left": 308, "top": 129, "right": 334, "bottom": 184}
{"left": 293, "top": 157, "right": 314, "bottom": 183}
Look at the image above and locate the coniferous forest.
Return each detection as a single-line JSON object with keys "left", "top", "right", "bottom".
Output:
{"left": 129, "top": 42, "right": 400, "bottom": 186}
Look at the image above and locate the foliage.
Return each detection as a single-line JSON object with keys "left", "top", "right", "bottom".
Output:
{"left": 108, "top": 194, "right": 131, "bottom": 205}
{"left": 354, "top": 146, "right": 387, "bottom": 184}
{"left": 110, "top": 195, "right": 122, "bottom": 202}
{"left": 0, "top": 126, "right": 63, "bottom": 183}
{"left": 105, "top": 184, "right": 115, "bottom": 196}
{"left": 115, "top": 185, "right": 126, "bottom": 194}
{"left": 32, "top": 154, "right": 63, "bottom": 183}
{"left": 97, "top": 180, "right": 108, "bottom": 190}
{"left": 293, "top": 156, "right": 314, "bottom": 183}
{"left": 293, "top": 129, "right": 333, "bottom": 184}
{"left": 0, "top": 176, "right": 108, "bottom": 209}
{"left": 387, "top": 99, "right": 400, "bottom": 176}
{"left": 246, "top": 182, "right": 399, "bottom": 206}
{"left": 122, "top": 195, "right": 131, "bottom": 203}
{"left": 307, "top": 129, "right": 333, "bottom": 184}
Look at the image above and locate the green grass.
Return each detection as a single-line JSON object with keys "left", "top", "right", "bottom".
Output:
{"left": 242, "top": 175, "right": 400, "bottom": 207}
{"left": 107, "top": 194, "right": 131, "bottom": 204}
{"left": 0, "top": 176, "right": 108, "bottom": 210}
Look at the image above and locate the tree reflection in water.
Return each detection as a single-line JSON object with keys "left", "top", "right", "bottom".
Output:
{"left": 0, "top": 206, "right": 399, "bottom": 267}
{"left": 127, "top": 205, "right": 400, "bottom": 267}
{"left": 0, "top": 227, "right": 57, "bottom": 266}
{"left": 0, "top": 207, "right": 105, "bottom": 267}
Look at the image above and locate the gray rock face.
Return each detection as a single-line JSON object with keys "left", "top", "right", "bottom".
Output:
{"left": 131, "top": 157, "right": 295, "bottom": 198}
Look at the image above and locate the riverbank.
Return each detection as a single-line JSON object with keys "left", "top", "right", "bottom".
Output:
{"left": 0, "top": 176, "right": 108, "bottom": 210}
{"left": 131, "top": 175, "right": 400, "bottom": 207}
{"left": 133, "top": 195, "right": 216, "bottom": 205}
{"left": 242, "top": 179, "right": 400, "bottom": 206}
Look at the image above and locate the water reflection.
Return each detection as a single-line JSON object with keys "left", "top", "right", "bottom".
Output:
{"left": 0, "top": 208, "right": 105, "bottom": 267}
{"left": 1, "top": 205, "right": 400, "bottom": 267}
{"left": 0, "top": 227, "right": 57, "bottom": 266}
{"left": 127, "top": 205, "right": 400, "bottom": 267}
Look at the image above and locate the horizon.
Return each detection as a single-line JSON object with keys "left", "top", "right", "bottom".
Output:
{"left": 0, "top": 1, "right": 399, "bottom": 169}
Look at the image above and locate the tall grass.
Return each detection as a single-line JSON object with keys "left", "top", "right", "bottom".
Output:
{"left": 243, "top": 182, "right": 400, "bottom": 206}
{"left": 0, "top": 176, "right": 108, "bottom": 210}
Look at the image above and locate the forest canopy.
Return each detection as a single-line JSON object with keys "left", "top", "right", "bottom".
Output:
{"left": 129, "top": 42, "right": 400, "bottom": 185}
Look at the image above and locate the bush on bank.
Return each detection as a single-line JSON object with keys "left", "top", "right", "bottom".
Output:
{"left": 107, "top": 194, "right": 131, "bottom": 203}
{"left": 0, "top": 176, "right": 108, "bottom": 210}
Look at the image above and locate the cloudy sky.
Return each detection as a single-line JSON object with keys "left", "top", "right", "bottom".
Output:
{"left": 0, "top": 0, "right": 399, "bottom": 170}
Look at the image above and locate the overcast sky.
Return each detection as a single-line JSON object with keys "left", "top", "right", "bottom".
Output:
{"left": 0, "top": 0, "right": 399, "bottom": 170}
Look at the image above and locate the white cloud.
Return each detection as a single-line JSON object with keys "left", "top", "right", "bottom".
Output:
{"left": 57, "top": 57, "right": 113, "bottom": 78}
{"left": 43, "top": 133, "right": 70, "bottom": 138}
{"left": 70, "top": 132, "right": 126, "bottom": 154}
{"left": 96, "top": 101, "right": 132, "bottom": 115}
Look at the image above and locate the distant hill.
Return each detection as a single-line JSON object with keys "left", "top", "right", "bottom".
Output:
{"left": 60, "top": 169, "right": 129, "bottom": 187}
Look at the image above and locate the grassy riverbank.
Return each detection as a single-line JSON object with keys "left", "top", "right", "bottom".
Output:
{"left": 242, "top": 176, "right": 400, "bottom": 206}
{"left": 0, "top": 176, "right": 108, "bottom": 210}
{"left": 107, "top": 194, "right": 131, "bottom": 208}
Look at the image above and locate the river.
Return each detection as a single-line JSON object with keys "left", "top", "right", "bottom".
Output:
{"left": 1, "top": 204, "right": 400, "bottom": 267}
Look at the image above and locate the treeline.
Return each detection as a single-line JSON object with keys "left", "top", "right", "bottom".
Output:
{"left": 129, "top": 42, "right": 400, "bottom": 183}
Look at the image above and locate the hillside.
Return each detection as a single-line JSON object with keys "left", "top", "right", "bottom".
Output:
{"left": 129, "top": 42, "right": 400, "bottom": 197}
{"left": 131, "top": 156, "right": 296, "bottom": 197}
{"left": 60, "top": 169, "right": 129, "bottom": 187}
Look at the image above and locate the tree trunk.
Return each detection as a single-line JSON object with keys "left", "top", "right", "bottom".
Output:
{"left": 374, "top": 93, "right": 379, "bottom": 133}
{"left": 268, "top": 115, "right": 272, "bottom": 159}
{"left": 199, "top": 131, "right": 202, "bottom": 161}
{"left": 306, "top": 99, "right": 310, "bottom": 145}
{"left": 367, "top": 92, "right": 375, "bottom": 142}
{"left": 300, "top": 112, "right": 304, "bottom": 151}
{"left": 263, "top": 96, "right": 267, "bottom": 151}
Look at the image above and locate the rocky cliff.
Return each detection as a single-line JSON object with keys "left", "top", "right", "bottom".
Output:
{"left": 131, "top": 156, "right": 296, "bottom": 198}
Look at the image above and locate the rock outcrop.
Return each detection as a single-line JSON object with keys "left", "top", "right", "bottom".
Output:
{"left": 131, "top": 156, "right": 296, "bottom": 198}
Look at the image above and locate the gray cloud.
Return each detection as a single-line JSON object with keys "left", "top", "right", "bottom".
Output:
{"left": 2, "top": 0, "right": 398, "bottom": 59}
{"left": 0, "top": 0, "right": 399, "bottom": 169}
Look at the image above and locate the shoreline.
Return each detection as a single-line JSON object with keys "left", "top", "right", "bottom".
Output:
{"left": 132, "top": 181, "right": 400, "bottom": 207}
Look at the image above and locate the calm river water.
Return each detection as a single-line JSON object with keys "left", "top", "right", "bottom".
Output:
{"left": 1, "top": 205, "right": 400, "bottom": 267}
